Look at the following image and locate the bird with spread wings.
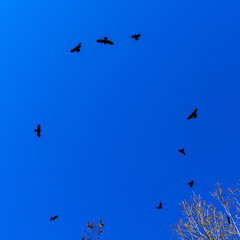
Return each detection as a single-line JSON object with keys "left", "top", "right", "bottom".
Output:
{"left": 187, "top": 108, "right": 197, "bottom": 120}
{"left": 96, "top": 37, "right": 114, "bottom": 45}
{"left": 70, "top": 43, "right": 82, "bottom": 52}
{"left": 50, "top": 215, "right": 59, "bottom": 221}
{"left": 131, "top": 34, "right": 141, "bottom": 40}
{"left": 34, "top": 124, "right": 41, "bottom": 138}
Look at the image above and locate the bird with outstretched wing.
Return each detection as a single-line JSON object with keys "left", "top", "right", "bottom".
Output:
{"left": 50, "top": 215, "right": 59, "bottom": 221}
{"left": 188, "top": 180, "right": 194, "bottom": 188}
{"left": 131, "top": 34, "right": 141, "bottom": 40}
{"left": 70, "top": 43, "right": 82, "bottom": 52}
{"left": 96, "top": 37, "right": 114, "bottom": 45}
{"left": 157, "top": 202, "right": 162, "bottom": 209}
{"left": 187, "top": 108, "right": 197, "bottom": 120}
{"left": 179, "top": 149, "right": 186, "bottom": 155}
{"left": 34, "top": 124, "right": 41, "bottom": 138}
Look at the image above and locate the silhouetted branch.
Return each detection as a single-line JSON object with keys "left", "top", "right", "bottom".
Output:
{"left": 172, "top": 182, "right": 240, "bottom": 239}
{"left": 81, "top": 219, "right": 104, "bottom": 240}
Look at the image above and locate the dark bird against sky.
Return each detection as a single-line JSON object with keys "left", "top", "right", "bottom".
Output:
{"left": 187, "top": 108, "right": 197, "bottom": 120}
{"left": 227, "top": 216, "right": 231, "bottom": 224}
{"left": 34, "top": 124, "right": 41, "bottom": 138}
{"left": 50, "top": 215, "right": 59, "bottom": 221}
{"left": 70, "top": 43, "right": 82, "bottom": 52}
{"left": 131, "top": 34, "right": 141, "bottom": 40}
{"left": 156, "top": 202, "right": 162, "bottom": 209}
{"left": 96, "top": 37, "right": 114, "bottom": 45}
{"left": 188, "top": 180, "right": 194, "bottom": 188}
{"left": 178, "top": 149, "right": 186, "bottom": 155}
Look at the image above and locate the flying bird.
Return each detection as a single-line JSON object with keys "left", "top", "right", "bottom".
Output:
{"left": 131, "top": 34, "right": 141, "bottom": 40}
{"left": 50, "top": 215, "right": 59, "bottom": 221}
{"left": 227, "top": 216, "right": 231, "bottom": 224}
{"left": 96, "top": 37, "right": 114, "bottom": 45}
{"left": 34, "top": 124, "right": 41, "bottom": 138}
{"left": 188, "top": 180, "right": 194, "bottom": 188}
{"left": 179, "top": 149, "right": 186, "bottom": 155}
{"left": 187, "top": 108, "right": 197, "bottom": 120}
{"left": 157, "top": 202, "right": 162, "bottom": 209}
{"left": 70, "top": 43, "right": 82, "bottom": 52}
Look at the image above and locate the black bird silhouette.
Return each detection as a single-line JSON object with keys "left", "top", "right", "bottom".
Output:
{"left": 188, "top": 180, "right": 194, "bottom": 188}
{"left": 227, "top": 216, "right": 231, "bottom": 224}
{"left": 70, "top": 43, "right": 82, "bottom": 52}
{"left": 96, "top": 37, "right": 114, "bottom": 45}
{"left": 131, "top": 34, "right": 141, "bottom": 40}
{"left": 50, "top": 215, "right": 59, "bottom": 221}
{"left": 179, "top": 149, "right": 186, "bottom": 155}
{"left": 187, "top": 108, "right": 197, "bottom": 120}
{"left": 157, "top": 202, "right": 162, "bottom": 209}
{"left": 34, "top": 124, "right": 41, "bottom": 138}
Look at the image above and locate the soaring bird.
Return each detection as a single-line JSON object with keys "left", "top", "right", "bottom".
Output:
{"left": 227, "top": 216, "right": 231, "bottom": 224}
{"left": 131, "top": 34, "right": 141, "bottom": 40}
{"left": 50, "top": 215, "right": 59, "bottom": 221}
{"left": 96, "top": 37, "right": 114, "bottom": 45}
{"left": 34, "top": 124, "right": 41, "bottom": 138}
{"left": 157, "top": 202, "right": 162, "bottom": 209}
{"left": 188, "top": 180, "right": 194, "bottom": 188}
{"left": 70, "top": 43, "right": 82, "bottom": 52}
{"left": 187, "top": 108, "right": 197, "bottom": 120}
{"left": 179, "top": 149, "right": 186, "bottom": 155}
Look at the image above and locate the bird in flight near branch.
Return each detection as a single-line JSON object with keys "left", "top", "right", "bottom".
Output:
{"left": 50, "top": 215, "right": 59, "bottom": 221}
{"left": 187, "top": 108, "right": 197, "bottom": 120}
{"left": 188, "top": 180, "right": 194, "bottom": 188}
{"left": 157, "top": 202, "right": 162, "bottom": 209}
{"left": 96, "top": 37, "right": 114, "bottom": 45}
{"left": 34, "top": 124, "right": 41, "bottom": 138}
{"left": 70, "top": 43, "right": 82, "bottom": 52}
{"left": 178, "top": 149, "right": 186, "bottom": 155}
{"left": 227, "top": 216, "right": 231, "bottom": 224}
{"left": 131, "top": 34, "right": 141, "bottom": 41}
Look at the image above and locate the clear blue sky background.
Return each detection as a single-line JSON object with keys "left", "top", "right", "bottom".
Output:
{"left": 0, "top": 0, "right": 240, "bottom": 239}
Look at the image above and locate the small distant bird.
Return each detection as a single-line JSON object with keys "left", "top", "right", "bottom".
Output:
{"left": 188, "top": 180, "right": 194, "bottom": 188}
{"left": 50, "top": 215, "right": 59, "bottom": 221}
{"left": 157, "top": 202, "right": 162, "bottom": 209}
{"left": 179, "top": 149, "right": 186, "bottom": 155}
{"left": 34, "top": 124, "right": 41, "bottom": 138}
{"left": 70, "top": 43, "right": 82, "bottom": 52}
{"left": 131, "top": 34, "right": 141, "bottom": 41}
{"left": 187, "top": 108, "right": 198, "bottom": 120}
{"left": 227, "top": 216, "right": 231, "bottom": 224}
{"left": 96, "top": 37, "right": 114, "bottom": 45}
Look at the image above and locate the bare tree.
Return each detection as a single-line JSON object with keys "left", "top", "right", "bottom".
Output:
{"left": 81, "top": 219, "right": 104, "bottom": 240}
{"left": 172, "top": 182, "right": 240, "bottom": 240}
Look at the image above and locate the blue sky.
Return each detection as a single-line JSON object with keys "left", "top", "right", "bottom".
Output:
{"left": 0, "top": 0, "right": 240, "bottom": 239}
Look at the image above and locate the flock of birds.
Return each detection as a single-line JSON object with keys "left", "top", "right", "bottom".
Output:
{"left": 70, "top": 34, "right": 142, "bottom": 52}
{"left": 34, "top": 34, "right": 198, "bottom": 219}
{"left": 34, "top": 104, "right": 198, "bottom": 215}
{"left": 34, "top": 34, "right": 142, "bottom": 222}
{"left": 156, "top": 108, "right": 198, "bottom": 210}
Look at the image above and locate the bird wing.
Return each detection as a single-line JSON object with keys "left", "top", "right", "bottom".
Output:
{"left": 131, "top": 35, "right": 136, "bottom": 38}
{"left": 70, "top": 48, "right": 76, "bottom": 52}
{"left": 106, "top": 40, "right": 114, "bottom": 45}
{"left": 97, "top": 39, "right": 104, "bottom": 43}
{"left": 37, "top": 131, "right": 41, "bottom": 138}
{"left": 193, "top": 108, "right": 197, "bottom": 114}
{"left": 37, "top": 125, "right": 41, "bottom": 131}
{"left": 159, "top": 202, "right": 162, "bottom": 208}
{"left": 187, "top": 113, "right": 193, "bottom": 119}
{"left": 136, "top": 34, "right": 141, "bottom": 37}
